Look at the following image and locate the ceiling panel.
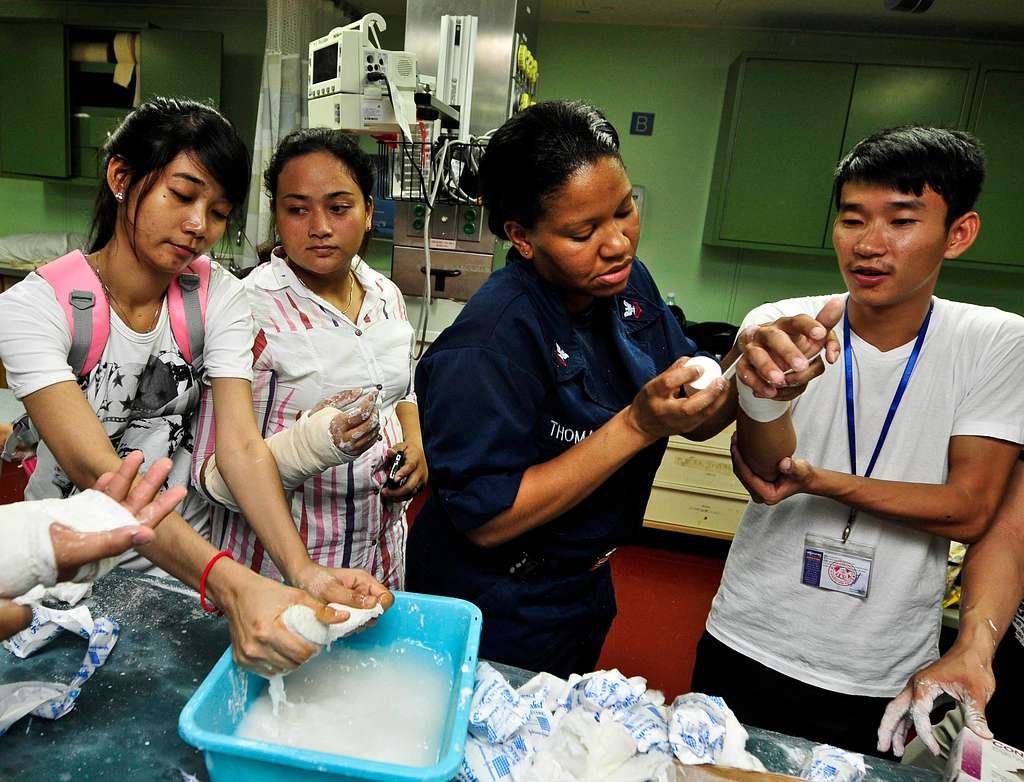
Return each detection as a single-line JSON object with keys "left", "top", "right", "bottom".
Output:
{"left": 543, "top": 0, "right": 1024, "bottom": 41}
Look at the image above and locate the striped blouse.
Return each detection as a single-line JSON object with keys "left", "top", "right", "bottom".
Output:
{"left": 192, "top": 255, "right": 414, "bottom": 589}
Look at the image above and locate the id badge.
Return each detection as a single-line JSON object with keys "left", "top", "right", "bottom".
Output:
{"left": 801, "top": 534, "right": 875, "bottom": 599}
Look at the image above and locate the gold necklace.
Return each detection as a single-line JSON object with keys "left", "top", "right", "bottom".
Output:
{"left": 90, "top": 258, "right": 161, "bottom": 332}
{"left": 344, "top": 269, "right": 360, "bottom": 320}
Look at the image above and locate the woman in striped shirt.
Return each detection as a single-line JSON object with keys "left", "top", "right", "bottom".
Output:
{"left": 193, "top": 129, "right": 425, "bottom": 590}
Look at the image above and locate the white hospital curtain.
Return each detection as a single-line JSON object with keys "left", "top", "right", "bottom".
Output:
{"left": 240, "top": 0, "right": 352, "bottom": 266}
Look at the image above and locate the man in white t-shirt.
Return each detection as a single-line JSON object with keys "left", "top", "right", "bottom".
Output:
{"left": 692, "top": 126, "right": 1024, "bottom": 756}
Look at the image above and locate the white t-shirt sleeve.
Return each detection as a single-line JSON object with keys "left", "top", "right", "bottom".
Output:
{"left": 952, "top": 310, "right": 1024, "bottom": 445}
{"left": 202, "top": 264, "right": 255, "bottom": 381}
{"left": 0, "top": 273, "right": 77, "bottom": 399}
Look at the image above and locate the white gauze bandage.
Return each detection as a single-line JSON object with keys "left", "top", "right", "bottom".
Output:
{"left": 281, "top": 602, "right": 384, "bottom": 647}
{"left": 202, "top": 402, "right": 378, "bottom": 511}
{"left": 737, "top": 378, "right": 791, "bottom": 422}
{"left": 0, "top": 489, "right": 139, "bottom": 599}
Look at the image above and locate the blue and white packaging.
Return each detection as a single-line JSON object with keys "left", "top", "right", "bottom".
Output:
{"left": 468, "top": 662, "right": 534, "bottom": 744}
{"left": 566, "top": 670, "right": 645, "bottom": 717}
{"left": 800, "top": 743, "right": 866, "bottom": 782}
{"left": 0, "top": 600, "right": 119, "bottom": 736}
{"left": 457, "top": 665, "right": 762, "bottom": 782}
{"left": 669, "top": 693, "right": 766, "bottom": 771}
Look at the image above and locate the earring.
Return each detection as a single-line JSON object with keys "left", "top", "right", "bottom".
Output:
{"left": 115, "top": 192, "right": 125, "bottom": 202}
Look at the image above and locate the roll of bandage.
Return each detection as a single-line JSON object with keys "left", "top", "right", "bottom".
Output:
{"left": 683, "top": 355, "right": 722, "bottom": 392}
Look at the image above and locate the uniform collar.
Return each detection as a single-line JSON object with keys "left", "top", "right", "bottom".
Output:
{"left": 506, "top": 249, "right": 660, "bottom": 384}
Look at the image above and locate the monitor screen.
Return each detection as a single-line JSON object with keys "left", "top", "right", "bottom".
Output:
{"left": 312, "top": 44, "right": 338, "bottom": 84}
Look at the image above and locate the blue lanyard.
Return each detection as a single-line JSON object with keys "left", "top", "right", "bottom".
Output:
{"left": 841, "top": 301, "right": 933, "bottom": 541}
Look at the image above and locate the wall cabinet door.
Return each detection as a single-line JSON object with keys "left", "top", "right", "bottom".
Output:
{"left": 0, "top": 20, "right": 69, "bottom": 178}
{"left": 707, "top": 55, "right": 975, "bottom": 257}
{"left": 823, "top": 64, "right": 973, "bottom": 247}
{"left": 717, "top": 59, "right": 855, "bottom": 249}
{"left": 140, "top": 29, "right": 222, "bottom": 109}
{"left": 964, "top": 70, "right": 1024, "bottom": 268}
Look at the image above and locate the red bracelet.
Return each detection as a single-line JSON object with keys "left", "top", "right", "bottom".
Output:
{"left": 199, "top": 551, "right": 234, "bottom": 614}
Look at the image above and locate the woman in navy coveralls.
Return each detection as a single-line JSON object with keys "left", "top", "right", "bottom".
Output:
{"left": 406, "top": 101, "right": 738, "bottom": 677}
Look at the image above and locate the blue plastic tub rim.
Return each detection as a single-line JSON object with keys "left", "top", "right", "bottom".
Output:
{"left": 178, "top": 592, "right": 482, "bottom": 782}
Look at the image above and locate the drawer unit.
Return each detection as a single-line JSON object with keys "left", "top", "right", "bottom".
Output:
{"left": 643, "top": 424, "right": 750, "bottom": 539}
{"left": 645, "top": 485, "right": 748, "bottom": 539}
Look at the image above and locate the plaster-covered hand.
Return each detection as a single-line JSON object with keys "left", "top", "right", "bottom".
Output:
{"left": 381, "top": 439, "right": 428, "bottom": 501}
{"left": 730, "top": 434, "right": 818, "bottom": 505}
{"left": 877, "top": 643, "right": 995, "bottom": 756}
{"left": 50, "top": 451, "right": 185, "bottom": 582}
{"left": 310, "top": 389, "right": 381, "bottom": 460}
{"left": 291, "top": 561, "right": 395, "bottom": 615}
{"left": 626, "top": 357, "right": 730, "bottom": 440}
{"left": 737, "top": 297, "right": 843, "bottom": 399}
{"left": 0, "top": 451, "right": 184, "bottom": 599}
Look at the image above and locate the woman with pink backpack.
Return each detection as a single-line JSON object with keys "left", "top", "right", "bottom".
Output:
{"left": 0, "top": 98, "right": 390, "bottom": 677}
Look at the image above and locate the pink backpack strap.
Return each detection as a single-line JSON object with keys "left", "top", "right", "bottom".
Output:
{"left": 167, "top": 255, "right": 210, "bottom": 365}
{"left": 36, "top": 251, "right": 110, "bottom": 377}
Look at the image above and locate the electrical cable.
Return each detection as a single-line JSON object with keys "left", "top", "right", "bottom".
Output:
{"left": 413, "top": 135, "right": 449, "bottom": 359}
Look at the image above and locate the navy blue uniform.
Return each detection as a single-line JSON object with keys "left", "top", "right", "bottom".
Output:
{"left": 406, "top": 251, "right": 698, "bottom": 677}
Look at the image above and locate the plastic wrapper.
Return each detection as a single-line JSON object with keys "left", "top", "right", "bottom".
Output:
{"left": 669, "top": 693, "right": 766, "bottom": 771}
{"left": 0, "top": 599, "right": 119, "bottom": 735}
{"left": 799, "top": 743, "right": 866, "bottom": 782}
{"left": 457, "top": 665, "right": 759, "bottom": 782}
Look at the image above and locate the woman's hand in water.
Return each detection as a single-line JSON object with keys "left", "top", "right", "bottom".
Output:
{"left": 625, "top": 357, "right": 730, "bottom": 441}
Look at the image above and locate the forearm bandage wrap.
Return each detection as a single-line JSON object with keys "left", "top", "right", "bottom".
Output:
{"left": 737, "top": 379, "right": 792, "bottom": 423}
{"left": 0, "top": 489, "right": 138, "bottom": 599}
{"left": 202, "top": 406, "right": 361, "bottom": 511}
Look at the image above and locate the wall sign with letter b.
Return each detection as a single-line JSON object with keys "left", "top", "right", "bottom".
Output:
{"left": 630, "top": 112, "right": 654, "bottom": 136}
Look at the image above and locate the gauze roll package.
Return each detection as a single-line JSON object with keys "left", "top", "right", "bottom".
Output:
{"left": 945, "top": 727, "right": 1024, "bottom": 782}
{"left": 799, "top": 744, "right": 866, "bottom": 782}
{"left": 1, "top": 594, "right": 119, "bottom": 736}
{"left": 457, "top": 663, "right": 764, "bottom": 782}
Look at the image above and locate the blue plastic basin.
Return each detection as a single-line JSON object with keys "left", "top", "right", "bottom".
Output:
{"left": 178, "top": 592, "right": 482, "bottom": 782}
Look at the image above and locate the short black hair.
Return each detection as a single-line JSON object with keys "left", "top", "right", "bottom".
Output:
{"left": 89, "top": 97, "right": 251, "bottom": 254}
{"left": 833, "top": 126, "right": 985, "bottom": 227}
{"left": 479, "top": 100, "right": 622, "bottom": 238}
{"left": 263, "top": 128, "right": 375, "bottom": 246}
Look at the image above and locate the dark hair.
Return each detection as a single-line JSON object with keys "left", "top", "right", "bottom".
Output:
{"left": 833, "top": 126, "right": 985, "bottom": 227}
{"left": 89, "top": 97, "right": 251, "bottom": 253}
{"left": 479, "top": 100, "right": 621, "bottom": 238}
{"left": 263, "top": 127, "right": 375, "bottom": 244}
